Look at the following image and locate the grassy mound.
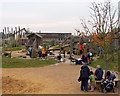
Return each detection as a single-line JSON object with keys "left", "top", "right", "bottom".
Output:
{"left": 3, "top": 46, "right": 26, "bottom": 51}
{"left": 90, "top": 52, "right": 119, "bottom": 72}
{"left": 2, "top": 57, "right": 58, "bottom": 68}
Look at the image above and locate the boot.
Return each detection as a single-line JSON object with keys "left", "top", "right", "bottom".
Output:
{"left": 90, "top": 88, "right": 94, "bottom": 92}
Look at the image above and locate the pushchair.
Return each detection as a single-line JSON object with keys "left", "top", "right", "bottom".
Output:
{"left": 99, "top": 78, "right": 116, "bottom": 93}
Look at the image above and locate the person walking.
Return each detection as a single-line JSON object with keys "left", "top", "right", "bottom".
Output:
{"left": 78, "top": 63, "right": 91, "bottom": 92}
{"left": 98, "top": 46, "right": 100, "bottom": 56}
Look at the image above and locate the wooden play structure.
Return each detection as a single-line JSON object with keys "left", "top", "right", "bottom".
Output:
{"left": 2, "top": 27, "right": 28, "bottom": 48}
{"left": 26, "top": 33, "right": 42, "bottom": 50}
{"left": 60, "top": 35, "right": 90, "bottom": 56}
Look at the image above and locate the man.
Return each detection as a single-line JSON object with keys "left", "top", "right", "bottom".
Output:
{"left": 95, "top": 65, "right": 103, "bottom": 81}
{"left": 78, "top": 63, "right": 91, "bottom": 92}
{"left": 38, "top": 49, "right": 42, "bottom": 58}
{"left": 98, "top": 46, "right": 100, "bottom": 56}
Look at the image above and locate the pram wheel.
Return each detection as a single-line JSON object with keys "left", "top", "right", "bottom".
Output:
{"left": 113, "top": 89, "right": 116, "bottom": 93}
{"left": 99, "top": 88, "right": 102, "bottom": 92}
{"left": 103, "top": 88, "right": 107, "bottom": 93}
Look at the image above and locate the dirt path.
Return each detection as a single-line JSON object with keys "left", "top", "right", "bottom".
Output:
{"left": 2, "top": 62, "right": 119, "bottom": 94}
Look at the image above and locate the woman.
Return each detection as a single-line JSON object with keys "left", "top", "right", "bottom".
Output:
{"left": 78, "top": 63, "right": 91, "bottom": 92}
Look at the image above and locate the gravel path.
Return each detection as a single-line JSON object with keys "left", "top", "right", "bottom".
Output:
{"left": 2, "top": 62, "right": 119, "bottom": 94}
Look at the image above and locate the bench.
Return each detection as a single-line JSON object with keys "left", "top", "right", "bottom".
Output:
{"left": 114, "top": 79, "right": 120, "bottom": 87}
{"left": 95, "top": 80, "right": 102, "bottom": 89}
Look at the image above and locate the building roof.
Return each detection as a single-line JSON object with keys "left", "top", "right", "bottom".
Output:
{"left": 27, "top": 33, "right": 42, "bottom": 38}
{"left": 38, "top": 32, "right": 71, "bottom": 34}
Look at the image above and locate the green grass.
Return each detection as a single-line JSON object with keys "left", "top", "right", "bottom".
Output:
{"left": 41, "top": 43, "right": 51, "bottom": 47}
{"left": 2, "top": 46, "right": 26, "bottom": 51}
{"left": 2, "top": 57, "right": 58, "bottom": 68}
{"left": 54, "top": 46, "right": 60, "bottom": 49}
{"left": 90, "top": 52, "right": 119, "bottom": 71}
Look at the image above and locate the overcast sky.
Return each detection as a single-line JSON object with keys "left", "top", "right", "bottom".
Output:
{"left": 0, "top": 0, "right": 119, "bottom": 35}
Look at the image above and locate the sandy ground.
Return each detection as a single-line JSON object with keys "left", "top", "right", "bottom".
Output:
{"left": 2, "top": 62, "right": 119, "bottom": 94}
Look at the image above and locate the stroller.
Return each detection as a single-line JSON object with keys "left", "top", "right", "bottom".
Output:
{"left": 99, "top": 78, "right": 116, "bottom": 93}
{"left": 99, "top": 71, "right": 117, "bottom": 93}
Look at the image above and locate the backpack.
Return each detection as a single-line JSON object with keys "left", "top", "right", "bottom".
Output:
{"left": 29, "top": 49, "right": 32, "bottom": 53}
{"left": 89, "top": 52, "right": 93, "bottom": 56}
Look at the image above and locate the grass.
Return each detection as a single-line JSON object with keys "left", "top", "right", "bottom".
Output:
{"left": 90, "top": 52, "right": 119, "bottom": 72}
{"left": 54, "top": 46, "right": 60, "bottom": 49}
{"left": 41, "top": 43, "right": 51, "bottom": 47}
{"left": 2, "top": 57, "right": 58, "bottom": 68}
{"left": 2, "top": 46, "right": 26, "bottom": 51}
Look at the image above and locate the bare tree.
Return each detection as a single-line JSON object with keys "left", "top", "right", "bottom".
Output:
{"left": 77, "top": 1, "right": 118, "bottom": 74}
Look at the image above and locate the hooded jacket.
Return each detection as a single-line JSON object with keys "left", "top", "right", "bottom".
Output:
{"left": 78, "top": 65, "right": 90, "bottom": 81}
{"left": 95, "top": 68, "right": 103, "bottom": 80}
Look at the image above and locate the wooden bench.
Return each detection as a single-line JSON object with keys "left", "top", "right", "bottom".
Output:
{"left": 95, "top": 80, "right": 102, "bottom": 89}
{"left": 114, "top": 79, "right": 120, "bottom": 87}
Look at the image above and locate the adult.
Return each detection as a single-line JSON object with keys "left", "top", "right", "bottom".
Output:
{"left": 89, "top": 51, "right": 93, "bottom": 57}
{"left": 80, "top": 44, "right": 83, "bottom": 55}
{"left": 73, "top": 48, "right": 76, "bottom": 55}
{"left": 78, "top": 63, "right": 91, "bottom": 92}
{"left": 38, "top": 45, "right": 42, "bottom": 50}
{"left": 98, "top": 46, "right": 100, "bottom": 56}
{"left": 84, "top": 54, "right": 88, "bottom": 65}
{"left": 87, "top": 48, "right": 89, "bottom": 53}
{"left": 38, "top": 49, "right": 42, "bottom": 58}
{"left": 106, "top": 71, "right": 116, "bottom": 81}
{"left": 87, "top": 53, "right": 90, "bottom": 65}
{"left": 95, "top": 65, "right": 103, "bottom": 81}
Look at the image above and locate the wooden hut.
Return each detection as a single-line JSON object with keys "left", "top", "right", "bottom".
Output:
{"left": 26, "top": 33, "right": 42, "bottom": 49}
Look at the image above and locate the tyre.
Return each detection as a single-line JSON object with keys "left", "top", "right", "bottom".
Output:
{"left": 99, "top": 88, "right": 102, "bottom": 92}
{"left": 113, "top": 89, "right": 116, "bottom": 93}
{"left": 103, "top": 88, "right": 107, "bottom": 93}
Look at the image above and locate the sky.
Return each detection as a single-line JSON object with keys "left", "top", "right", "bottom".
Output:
{"left": 0, "top": 0, "right": 119, "bottom": 35}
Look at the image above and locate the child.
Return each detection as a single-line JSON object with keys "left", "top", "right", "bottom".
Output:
{"left": 89, "top": 71, "right": 95, "bottom": 92}
{"left": 57, "top": 54, "right": 61, "bottom": 62}
{"left": 38, "top": 49, "right": 42, "bottom": 58}
{"left": 42, "top": 47, "right": 45, "bottom": 60}
{"left": 29, "top": 47, "right": 32, "bottom": 58}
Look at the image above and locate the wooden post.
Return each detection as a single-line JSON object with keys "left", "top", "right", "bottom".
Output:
{"left": 7, "top": 27, "right": 10, "bottom": 46}
{"left": 77, "top": 44, "right": 79, "bottom": 55}
{"left": 18, "top": 26, "right": 21, "bottom": 45}
{"left": 4, "top": 27, "right": 6, "bottom": 39}
{"left": 2, "top": 29, "right": 5, "bottom": 49}
{"left": 70, "top": 36, "right": 73, "bottom": 64}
